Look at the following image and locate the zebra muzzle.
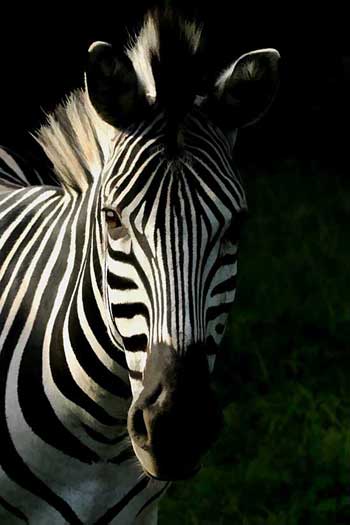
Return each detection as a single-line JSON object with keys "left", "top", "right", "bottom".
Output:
{"left": 127, "top": 343, "right": 223, "bottom": 481}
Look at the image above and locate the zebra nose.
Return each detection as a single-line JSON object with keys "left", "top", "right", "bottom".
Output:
{"left": 127, "top": 345, "right": 223, "bottom": 480}
{"left": 128, "top": 385, "right": 164, "bottom": 449}
{"left": 129, "top": 383, "right": 222, "bottom": 447}
{"left": 127, "top": 380, "right": 222, "bottom": 480}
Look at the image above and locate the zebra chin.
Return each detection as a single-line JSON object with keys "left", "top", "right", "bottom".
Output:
{"left": 127, "top": 343, "right": 223, "bottom": 481}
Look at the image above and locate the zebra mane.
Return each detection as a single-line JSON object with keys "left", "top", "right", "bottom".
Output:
{"left": 34, "top": 90, "right": 116, "bottom": 193}
{"left": 127, "top": 9, "right": 204, "bottom": 155}
{"left": 127, "top": 9, "right": 203, "bottom": 103}
{"left": 34, "top": 9, "right": 204, "bottom": 193}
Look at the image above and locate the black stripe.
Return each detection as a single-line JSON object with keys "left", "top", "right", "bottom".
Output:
{"left": 112, "top": 303, "right": 149, "bottom": 322}
{"left": 128, "top": 369, "right": 143, "bottom": 381}
{"left": 136, "top": 482, "right": 170, "bottom": 518}
{"left": 0, "top": 495, "right": 29, "bottom": 523}
{"left": 0, "top": 350, "right": 83, "bottom": 525}
{"left": 202, "top": 256, "right": 226, "bottom": 306}
{"left": 205, "top": 335, "right": 220, "bottom": 355}
{"left": 123, "top": 334, "right": 148, "bottom": 352}
{"left": 68, "top": 296, "right": 131, "bottom": 399}
{"left": 19, "top": 329, "right": 101, "bottom": 463}
{"left": 206, "top": 303, "right": 231, "bottom": 323}
{"left": 85, "top": 249, "right": 129, "bottom": 370}
{"left": 215, "top": 323, "right": 225, "bottom": 334}
{"left": 108, "top": 247, "right": 154, "bottom": 318}
{"left": 13, "top": 201, "right": 101, "bottom": 464}
{"left": 186, "top": 148, "right": 239, "bottom": 210}
{"left": 141, "top": 165, "right": 167, "bottom": 232}
{"left": 170, "top": 184, "right": 181, "bottom": 343}
{"left": 220, "top": 253, "right": 237, "bottom": 266}
{"left": 82, "top": 424, "right": 128, "bottom": 445}
{"left": 182, "top": 181, "right": 196, "bottom": 335}
{"left": 51, "top": 318, "right": 123, "bottom": 427}
{"left": 115, "top": 153, "right": 161, "bottom": 211}
{"left": 94, "top": 478, "right": 149, "bottom": 525}
{"left": 108, "top": 250, "right": 135, "bottom": 264}
{"left": 177, "top": 178, "right": 186, "bottom": 344}
{"left": 108, "top": 447, "right": 135, "bottom": 464}
{"left": 211, "top": 275, "right": 236, "bottom": 296}
{"left": 107, "top": 272, "right": 138, "bottom": 290}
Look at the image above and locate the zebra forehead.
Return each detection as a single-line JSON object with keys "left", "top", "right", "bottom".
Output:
{"left": 105, "top": 151, "right": 245, "bottom": 216}
{"left": 106, "top": 172, "right": 244, "bottom": 240}
{"left": 103, "top": 113, "right": 243, "bottom": 203}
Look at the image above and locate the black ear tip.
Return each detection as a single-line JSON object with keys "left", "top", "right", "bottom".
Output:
{"left": 88, "top": 41, "right": 113, "bottom": 56}
{"left": 88, "top": 39, "right": 108, "bottom": 50}
{"left": 255, "top": 48, "right": 280, "bottom": 59}
{"left": 265, "top": 48, "right": 280, "bottom": 59}
{"left": 88, "top": 42, "right": 113, "bottom": 65}
{"left": 259, "top": 49, "right": 281, "bottom": 70}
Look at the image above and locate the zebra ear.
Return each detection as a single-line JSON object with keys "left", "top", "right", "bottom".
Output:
{"left": 206, "top": 48, "right": 280, "bottom": 130}
{"left": 86, "top": 41, "right": 149, "bottom": 128}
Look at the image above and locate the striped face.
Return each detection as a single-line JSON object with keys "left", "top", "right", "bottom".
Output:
{"left": 101, "top": 111, "right": 247, "bottom": 399}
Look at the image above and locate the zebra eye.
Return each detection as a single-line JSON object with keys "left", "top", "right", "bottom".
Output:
{"left": 102, "top": 207, "right": 123, "bottom": 230}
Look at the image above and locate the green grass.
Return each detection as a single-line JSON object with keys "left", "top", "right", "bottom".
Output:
{"left": 159, "top": 157, "right": 350, "bottom": 524}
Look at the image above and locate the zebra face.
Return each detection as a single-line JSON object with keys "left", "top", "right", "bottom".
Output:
{"left": 87, "top": 30, "right": 279, "bottom": 480}
{"left": 100, "top": 114, "right": 247, "bottom": 479}
{"left": 102, "top": 114, "right": 246, "bottom": 367}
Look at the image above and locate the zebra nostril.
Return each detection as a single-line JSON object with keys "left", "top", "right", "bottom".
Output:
{"left": 130, "top": 385, "right": 164, "bottom": 445}
{"left": 132, "top": 408, "right": 148, "bottom": 439}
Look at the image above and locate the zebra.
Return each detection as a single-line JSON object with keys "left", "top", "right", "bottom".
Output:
{"left": 0, "top": 9, "right": 279, "bottom": 525}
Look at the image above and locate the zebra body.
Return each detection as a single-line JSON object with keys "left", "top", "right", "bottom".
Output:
{"left": 0, "top": 10, "right": 279, "bottom": 524}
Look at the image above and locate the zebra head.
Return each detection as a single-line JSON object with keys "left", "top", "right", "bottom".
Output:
{"left": 86, "top": 13, "right": 279, "bottom": 481}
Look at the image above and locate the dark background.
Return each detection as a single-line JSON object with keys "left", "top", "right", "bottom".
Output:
{"left": 1, "top": 3, "right": 349, "bottom": 524}
{"left": 0, "top": 3, "right": 347, "bottom": 170}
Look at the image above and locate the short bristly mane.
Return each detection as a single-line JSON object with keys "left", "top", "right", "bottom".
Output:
{"left": 127, "top": 10, "right": 204, "bottom": 156}
{"left": 126, "top": 10, "right": 203, "bottom": 105}
{"left": 35, "top": 10, "right": 204, "bottom": 193}
{"left": 34, "top": 90, "right": 115, "bottom": 193}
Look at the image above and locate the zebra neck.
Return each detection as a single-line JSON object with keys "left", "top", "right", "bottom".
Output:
{"left": 41, "top": 187, "right": 132, "bottom": 457}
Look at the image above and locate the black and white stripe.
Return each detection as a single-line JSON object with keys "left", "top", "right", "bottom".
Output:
{"left": 0, "top": 144, "right": 169, "bottom": 524}
{"left": 102, "top": 111, "right": 246, "bottom": 392}
{"left": 0, "top": 8, "right": 279, "bottom": 524}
